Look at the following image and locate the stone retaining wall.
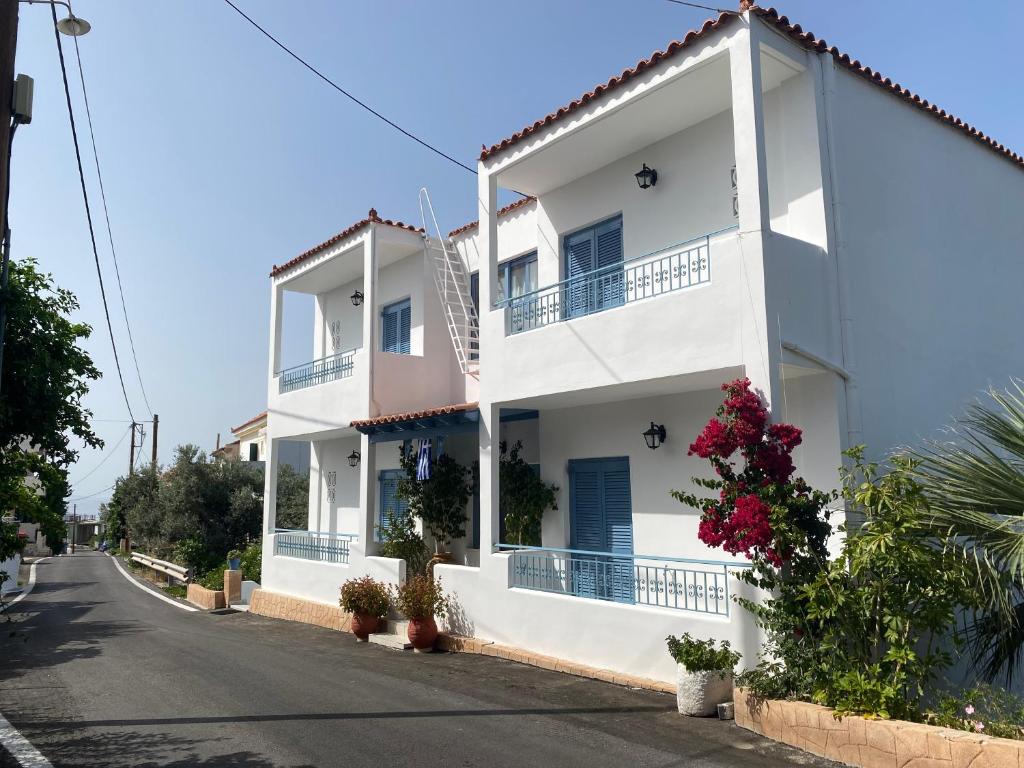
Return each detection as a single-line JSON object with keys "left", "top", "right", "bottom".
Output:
{"left": 248, "top": 588, "right": 351, "bottom": 632}
{"left": 187, "top": 583, "right": 225, "bottom": 610}
{"left": 734, "top": 687, "right": 1024, "bottom": 768}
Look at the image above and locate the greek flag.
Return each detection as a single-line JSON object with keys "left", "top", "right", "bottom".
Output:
{"left": 416, "top": 438, "right": 432, "bottom": 481}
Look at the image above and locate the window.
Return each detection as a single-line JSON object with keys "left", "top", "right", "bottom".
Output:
{"left": 380, "top": 299, "right": 411, "bottom": 354}
{"left": 564, "top": 216, "right": 624, "bottom": 319}
{"left": 496, "top": 251, "right": 538, "bottom": 305}
{"left": 377, "top": 469, "right": 409, "bottom": 542}
{"left": 248, "top": 443, "right": 259, "bottom": 462}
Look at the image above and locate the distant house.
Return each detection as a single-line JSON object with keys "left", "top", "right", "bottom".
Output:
{"left": 222, "top": 412, "right": 309, "bottom": 473}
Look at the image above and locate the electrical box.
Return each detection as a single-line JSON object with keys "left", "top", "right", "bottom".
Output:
{"left": 13, "top": 74, "right": 33, "bottom": 125}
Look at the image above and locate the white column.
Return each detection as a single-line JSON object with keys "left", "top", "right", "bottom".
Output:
{"left": 476, "top": 170, "right": 498, "bottom": 339}
{"left": 477, "top": 401, "right": 500, "bottom": 569}
{"left": 729, "top": 17, "right": 781, "bottom": 412}
{"left": 357, "top": 434, "right": 377, "bottom": 553}
{"left": 313, "top": 294, "right": 327, "bottom": 360}
{"left": 263, "top": 437, "right": 279, "bottom": 535}
{"left": 308, "top": 441, "right": 323, "bottom": 532}
{"left": 268, "top": 282, "right": 284, "bottom": 385}
{"left": 362, "top": 226, "right": 379, "bottom": 417}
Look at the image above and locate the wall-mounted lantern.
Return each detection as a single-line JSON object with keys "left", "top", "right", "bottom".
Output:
{"left": 347, "top": 450, "right": 361, "bottom": 468}
{"left": 350, "top": 290, "right": 364, "bottom": 307}
{"left": 642, "top": 422, "right": 667, "bottom": 450}
{"left": 635, "top": 163, "right": 658, "bottom": 190}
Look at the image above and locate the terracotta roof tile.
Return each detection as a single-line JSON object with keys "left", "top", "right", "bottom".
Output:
{"left": 350, "top": 402, "right": 478, "bottom": 429}
{"left": 448, "top": 196, "right": 537, "bottom": 239}
{"left": 479, "top": 5, "right": 1023, "bottom": 173}
{"left": 232, "top": 411, "right": 267, "bottom": 433}
{"left": 270, "top": 209, "right": 424, "bottom": 278}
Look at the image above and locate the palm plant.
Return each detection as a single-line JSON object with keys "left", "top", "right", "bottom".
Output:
{"left": 912, "top": 380, "right": 1024, "bottom": 683}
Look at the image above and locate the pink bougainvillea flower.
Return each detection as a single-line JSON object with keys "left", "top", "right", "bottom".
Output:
{"left": 964, "top": 705, "right": 975, "bottom": 716}
{"left": 974, "top": 721, "right": 984, "bottom": 732}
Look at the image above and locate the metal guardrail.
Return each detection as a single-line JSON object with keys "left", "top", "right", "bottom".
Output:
{"left": 496, "top": 227, "right": 736, "bottom": 335}
{"left": 277, "top": 348, "right": 357, "bottom": 393}
{"left": 131, "top": 552, "right": 191, "bottom": 584}
{"left": 272, "top": 530, "right": 355, "bottom": 564}
{"left": 497, "top": 544, "right": 749, "bottom": 616}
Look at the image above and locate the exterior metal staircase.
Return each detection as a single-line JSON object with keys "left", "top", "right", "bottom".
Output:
{"left": 419, "top": 188, "right": 480, "bottom": 376}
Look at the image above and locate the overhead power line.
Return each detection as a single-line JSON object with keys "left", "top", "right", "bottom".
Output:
{"left": 50, "top": 3, "right": 136, "bottom": 423}
{"left": 663, "top": 0, "right": 733, "bottom": 12}
{"left": 221, "top": 0, "right": 477, "bottom": 176}
{"left": 70, "top": 34, "right": 153, "bottom": 417}
{"left": 68, "top": 482, "right": 115, "bottom": 503}
{"left": 73, "top": 424, "right": 132, "bottom": 486}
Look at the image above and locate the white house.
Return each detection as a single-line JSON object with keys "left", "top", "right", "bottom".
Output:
{"left": 257, "top": 3, "right": 1024, "bottom": 685}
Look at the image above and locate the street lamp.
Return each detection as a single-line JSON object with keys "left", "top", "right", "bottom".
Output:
{"left": 20, "top": 1, "right": 92, "bottom": 36}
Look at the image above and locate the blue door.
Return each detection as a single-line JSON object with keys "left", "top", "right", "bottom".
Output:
{"left": 568, "top": 457, "right": 634, "bottom": 603}
{"left": 564, "top": 216, "right": 624, "bottom": 319}
{"left": 377, "top": 469, "right": 409, "bottom": 541}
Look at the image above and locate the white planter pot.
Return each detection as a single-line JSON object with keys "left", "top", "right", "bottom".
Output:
{"left": 676, "top": 665, "right": 733, "bottom": 716}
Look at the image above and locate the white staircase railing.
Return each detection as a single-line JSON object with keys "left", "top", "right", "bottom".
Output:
{"left": 419, "top": 188, "right": 480, "bottom": 376}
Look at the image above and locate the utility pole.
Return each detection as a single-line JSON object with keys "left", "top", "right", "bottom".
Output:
{"left": 70, "top": 503, "right": 76, "bottom": 554}
{"left": 151, "top": 413, "right": 158, "bottom": 467}
{"left": 128, "top": 421, "right": 137, "bottom": 475}
{"left": 0, "top": 0, "right": 18, "bottom": 392}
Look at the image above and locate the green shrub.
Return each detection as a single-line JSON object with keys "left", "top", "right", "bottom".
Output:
{"left": 394, "top": 574, "right": 447, "bottom": 620}
{"left": 397, "top": 448, "right": 470, "bottom": 553}
{"left": 339, "top": 576, "right": 392, "bottom": 617}
{"left": 239, "top": 541, "right": 261, "bottom": 583}
{"left": 226, "top": 549, "right": 242, "bottom": 561}
{"left": 162, "top": 583, "right": 187, "bottom": 599}
{"left": 926, "top": 684, "right": 1024, "bottom": 740}
{"left": 666, "top": 633, "right": 740, "bottom": 672}
{"left": 199, "top": 568, "right": 224, "bottom": 591}
{"left": 377, "top": 514, "right": 430, "bottom": 577}
{"left": 499, "top": 441, "right": 558, "bottom": 546}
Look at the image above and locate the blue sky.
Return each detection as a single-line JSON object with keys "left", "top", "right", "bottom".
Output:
{"left": 11, "top": 0, "right": 1021, "bottom": 516}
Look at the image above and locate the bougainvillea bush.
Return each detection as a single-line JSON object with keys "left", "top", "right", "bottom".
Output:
{"left": 672, "top": 377, "right": 833, "bottom": 576}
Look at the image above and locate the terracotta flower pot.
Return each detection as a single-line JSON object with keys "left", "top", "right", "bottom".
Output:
{"left": 407, "top": 616, "right": 438, "bottom": 652}
{"left": 351, "top": 613, "right": 380, "bottom": 642}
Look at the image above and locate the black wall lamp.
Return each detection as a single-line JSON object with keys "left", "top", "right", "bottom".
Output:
{"left": 643, "top": 422, "right": 667, "bottom": 450}
{"left": 635, "top": 163, "right": 658, "bottom": 190}
{"left": 350, "top": 290, "right": 364, "bottom": 307}
{"left": 347, "top": 450, "right": 361, "bottom": 467}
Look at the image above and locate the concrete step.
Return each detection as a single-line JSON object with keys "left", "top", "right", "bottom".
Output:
{"left": 368, "top": 619, "right": 411, "bottom": 650}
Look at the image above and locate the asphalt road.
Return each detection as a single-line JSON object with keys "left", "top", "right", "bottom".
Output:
{"left": 0, "top": 551, "right": 835, "bottom": 767}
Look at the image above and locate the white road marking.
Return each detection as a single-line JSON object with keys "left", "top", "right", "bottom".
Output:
{"left": 0, "top": 712, "right": 53, "bottom": 767}
{"left": 108, "top": 553, "right": 198, "bottom": 612}
{"left": 7, "top": 557, "right": 48, "bottom": 606}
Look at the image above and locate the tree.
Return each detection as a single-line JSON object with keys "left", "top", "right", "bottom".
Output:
{"left": 275, "top": 463, "right": 310, "bottom": 529}
{"left": 499, "top": 440, "right": 557, "bottom": 546}
{"left": 397, "top": 446, "right": 470, "bottom": 554}
{"left": 0, "top": 258, "right": 100, "bottom": 542}
{"left": 913, "top": 381, "right": 1024, "bottom": 683}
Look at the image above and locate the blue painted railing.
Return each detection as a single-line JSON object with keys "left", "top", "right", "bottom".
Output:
{"left": 273, "top": 529, "right": 357, "bottom": 564}
{"left": 497, "top": 544, "right": 750, "bottom": 616}
{"left": 496, "top": 227, "right": 736, "bottom": 335}
{"left": 277, "top": 349, "right": 357, "bottom": 393}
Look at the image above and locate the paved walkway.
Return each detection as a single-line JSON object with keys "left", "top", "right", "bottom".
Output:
{"left": 0, "top": 551, "right": 835, "bottom": 767}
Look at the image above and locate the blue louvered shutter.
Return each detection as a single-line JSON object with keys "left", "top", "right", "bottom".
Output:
{"left": 569, "top": 457, "right": 634, "bottom": 603}
{"left": 381, "top": 307, "right": 398, "bottom": 353}
{"left": 377, "top": 469, "right": 409, "bottom": 541}
{"left": 398, "top": 301, "right": 411, "bottom": 354}
{"left": 569, "top": 461, "right": 604, "bottom": 599}
{"left": 601, "top": 459, "right": 635, "bottom": 602}
{"left": 565, "top": 230, "right": 595, "bottom": 319}
{"left": 595, "top": 218, "right": 624, "bottom": 311}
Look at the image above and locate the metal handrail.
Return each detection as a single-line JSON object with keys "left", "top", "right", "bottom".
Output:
{"left": 493, "top": 225, "right": 738, "bottom": 309}
{"left": 273, "top": 528, "right": 358, "bottom": 540}
{"left": 274, "top": 348, "right": 360, "bottom": 377}
{"left": 494, "top": 543, "right": 752, "bottom": 569}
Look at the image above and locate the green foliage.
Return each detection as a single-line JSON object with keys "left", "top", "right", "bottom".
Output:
{"left": 912, "top": 380, "right": 1024, "bottom": 684}
{"left": 226, "top": 549, "right": 242, "bottom": 561}
{"left": 340, "top": 576, "right": 392, "bottom": 617}
{"left": 173, "top": 536, "right": 212, "bottom": 574}
{"left": 397, "top": 447, "right": 470, "bottom": 552}
{"left": 926, "top": 684, "right": 1024, "bottom": 740}
{"left": 162, "top": 583, "right": 187, "bottom": 599}
{"left": 274, "top": 463, "right": 312, "bottom": 530}
{"left": 0, "top": 520, "right": 25, "bottom": 564}
{"left": 377, "top": 513, "right": 430, "bottom": 577}
{"left": 499, "top": 441, "right": 557, "bottom": 546}
{"left": 239, "top": 541, "right": 261, "bottom": 583}
{"left": 738, "top": 448, "right": 984, "bottom": 720}
{"left": 394, "top": 574, "right": 448, "bottom": 620}
{"left": 199, "top": 568, "right": 224, "bottom": 591}
{"left": 666, "top": 633, "right": 740, "bottom": 672}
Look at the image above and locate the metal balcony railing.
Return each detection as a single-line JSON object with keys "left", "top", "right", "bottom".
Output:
{"left": 272, "top": 529, "right": 357, "bottom": 564}
{"left": 496, "top": 227, "right": 736, "bottom": 335}
{"left": 498, "top": 544, "right": 750, "bottom": 616}
{"left": 277, "top": 349, "right": 357, "bottom": 393}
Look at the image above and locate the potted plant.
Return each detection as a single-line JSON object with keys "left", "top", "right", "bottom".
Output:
{"left": 226, "top": 549, "right": 242, "bottom": 571}
{"left": 499, "top": 440, "right": 558, "bottom": 546}
{"left": 340, "top": 576, "right": 392, "bottom": 641}
{"left": 394, "top": 574, "right": 448, "bottom": 652}
{"left": 666, "top": 633, "right": 740, "bottom": 716}
{"left": 396, "top": 448, "right": 471, "bottom": 568}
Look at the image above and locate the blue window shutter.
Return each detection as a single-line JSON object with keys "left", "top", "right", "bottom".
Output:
{"left": 569, "top": 463, "right": 604, "bottom": 551}
{"left": 399, "top": 302, "right": 411, "bottom": 354}
{"left": 381, "top": 308, "right": 398, "bottom": 353}
{"left": 569, "top": 457, "right": 634, "bottom": 603}
{"left": 565, "top": 230, "right": 595, "bottom": 319}
{"left": 377, "top": 469, "right": 409, "bottom": 542}
{"left": 595, "top": 218, "right": 624, "bottom": 310}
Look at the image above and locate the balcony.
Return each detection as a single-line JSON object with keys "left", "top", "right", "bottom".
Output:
{"left": 278, "top": 349, "right": 358, "bottom": 394}
{"left": 497, "top": 227, "right": 735, "bottom": 336}
{"left": 501, "top": 545, "right": 749, "bottom": 616}
{"left": 272, "top": 529, "right": 357, "bottom": 564}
